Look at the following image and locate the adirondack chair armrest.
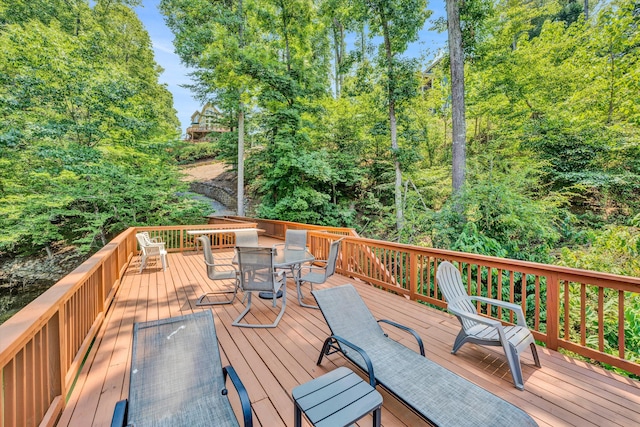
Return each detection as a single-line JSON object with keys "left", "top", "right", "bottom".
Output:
{"left": 469, "top": 296, "right": 528, "bottom": 326}
{"left": 111, "top": 399, "right": 128, "bottom": 427}
{"left": 223, "top": 366, "right": 253, "bottom": 427}
{"left": 449, "top": 307, "right": 502, "bottom": 328}
{"left": 317, "top": 335, "right": 376, "bottom": 387}
{"left": 377, "top": 319, "right": 425, "bottom": 356}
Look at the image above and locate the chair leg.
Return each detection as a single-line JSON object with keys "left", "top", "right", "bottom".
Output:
{"left": 503, "top": 341, "right": 525, "bottom": 390}
{"left": 296, "top": 280, "right": 319, "bottom": 309}
{"left": 139, "top": 255, "right": 147, "bottom": 273}
{"left": 233, "top": 287, "right": 287, "bottom": 328}
{"left": 451, "top": 329, "right": 468, "bottom": 354}
{"left": 530, "top": 342, "right": 541, "bottom": 367}
{"left": 196, "top": 283, "right": 238, "bottom": 306}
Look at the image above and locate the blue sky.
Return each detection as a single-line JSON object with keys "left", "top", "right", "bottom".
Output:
{"left": 135, "top": 1, "right": 448, "bottom": 135}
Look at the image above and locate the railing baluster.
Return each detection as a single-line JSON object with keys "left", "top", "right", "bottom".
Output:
{"left": 618, "top": 290, "right": 625, "bottom": 359}
{"left": 580, "top": 284, "right": 586, "bottom": 346}
{"left": 598, "top": 287, "right": 605, "bottom": 352}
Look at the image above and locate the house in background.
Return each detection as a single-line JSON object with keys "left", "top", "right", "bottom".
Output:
{"left": 185, "top": 103, "right": 230, "bottom": 142}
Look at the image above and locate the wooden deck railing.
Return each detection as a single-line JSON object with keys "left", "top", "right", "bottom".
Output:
{"left": 0, "top": 228, "right": 137, "bottom": 427}
{"left": 1, "top": 219, "right": 638, "bottom": 427}
{"left": 327, "top": 235, "right": 640, "bottom": 378}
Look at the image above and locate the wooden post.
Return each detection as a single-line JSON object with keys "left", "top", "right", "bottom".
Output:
{"left": 409, "top": 251, "right": 417, "bottom": 301}
{"left": 546, "top": 273, "right": 560, "bottom": 350}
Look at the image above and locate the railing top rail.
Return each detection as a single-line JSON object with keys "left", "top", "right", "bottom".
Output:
{"left": 225, "top": 216, "right": 358, "bottom": 236}
{"left": 336, "top": 234, "right": 640, "bottom": 287}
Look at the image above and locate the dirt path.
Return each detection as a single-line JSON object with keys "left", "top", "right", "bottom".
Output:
{"left": 179, "top": 160, "right": 231, "bottom": 182}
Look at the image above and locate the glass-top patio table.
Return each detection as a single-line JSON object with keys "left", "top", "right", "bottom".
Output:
{"left": 260, "top": 247, "right": 315, "bottom": 299}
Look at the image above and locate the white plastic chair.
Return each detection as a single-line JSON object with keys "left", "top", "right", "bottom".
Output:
{"left": 135, "top": 233, "right": 168, "bottom": 272}
{"left": 436, "top": 261, "right": 540, "bottom": 390}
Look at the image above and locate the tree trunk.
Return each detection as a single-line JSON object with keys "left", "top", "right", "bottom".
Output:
{"left": 333, "top": 18, "right": 345, "bottom": 98}
{"left": 447, "top": 0, "right": 466, "bottom": 195}
{"left": 584, "top": 0, "right": 588, "bottom": 20}
{"left": 237, "top": 105, "right": 245, "bottom": 216}
{"left": 237, "top": 0, "right": 245, "bottom": 216}
{"left": 381, "top": 12, "right": 403, "bottom": 231}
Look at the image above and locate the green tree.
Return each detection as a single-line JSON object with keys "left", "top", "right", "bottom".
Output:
{"left": 354, "top": 0, "right": 430, "bottom": 231}
{"left": 0, "top": 1, "right": 200, "bottom": 256}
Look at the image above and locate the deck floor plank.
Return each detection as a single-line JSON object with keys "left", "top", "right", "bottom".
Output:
{"left": 57, "top": 243, "right": 640, "bottom": 427}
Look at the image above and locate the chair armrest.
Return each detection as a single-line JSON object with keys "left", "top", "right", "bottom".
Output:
{"left": 203, "top": 260, "right": 238, "bottom": 271}
{"left": 317, "top": 335, "right": 376, "bottom": 387}
{"left": 377, "top": 319, "right": 425, "bottom": 356}
{"left": 299, "top": 264, "right": 327, "bottom": 275}
{"left": 448, "top": 306, "right": 502, "bottom": 328}
{"left": 469, "top": 296, "right": 527, "bottom": 326}
{"left": 223, "top": 366, "right": 253, "bottom": 427}
{"left": 111, "top": 399, "right": 128, "bottom": 427}
{"left": 145, "top": 242, "right": 166, "bottom": 249}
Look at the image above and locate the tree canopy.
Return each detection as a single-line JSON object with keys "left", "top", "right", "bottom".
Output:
{"left": 0, "top": 0, "right": 207, "bottom": 256}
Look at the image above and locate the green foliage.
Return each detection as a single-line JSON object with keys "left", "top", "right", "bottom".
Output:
{"left": 425, "top": 150, "right": 565, "bottom": 262}
{"left": 557, "top": 224, "right": 640, "bottom": 374}
{"left": 558, "top": 225, "right": 640, "bottom": 277}
{"left": 172, "top": 141, "right": 221, "bottom": 164}
{"left": 0, "top": 1, "right": 201, "bottom": 256}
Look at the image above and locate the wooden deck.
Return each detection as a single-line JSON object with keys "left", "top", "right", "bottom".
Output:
{"left": 57, "top": 240, "right": 640, "bottom": 427}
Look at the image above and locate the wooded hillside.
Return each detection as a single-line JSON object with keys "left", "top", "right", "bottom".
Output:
{"left": 1, "top": 0, "right": 638, "bottom": 277}
{"left": 0, "top": 0, "right": 209, "bottom": 256}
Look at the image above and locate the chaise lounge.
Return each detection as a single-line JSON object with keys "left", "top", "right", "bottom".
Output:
{"left": 313, "top": 284, "right": 538, "bottom": 427}
{"left": 111, "top": 310, "right": 252, "bottom": 427}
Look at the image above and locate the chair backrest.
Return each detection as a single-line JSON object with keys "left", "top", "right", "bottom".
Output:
{"left": 136, "top": 232, "right": 163, "bottom": 256}
{"left": 199, "top": 236, "right": 236, "bottom": 281}
{"left": 136, "top": 233, "right": 154, "bottom": 255}
{"left": 135, "top": 233, "right": 146, "bottom": 248}
{"left": 284, "top": 229, "right": 307, "bottom": 252}
{"left": 198, "top": 236, "right": 216, "bottom": 275}
{"left": 139, "top": 231, "right": 157, "bottom": 244}
{"left": 127, "top": 311, "right": 236, "bottom": 425}
{"left": 324, "top": 238, "right": 343, "bottom": 277}
{"left": 436, "top": 261, "right": 481, "bottom": 331}
{"left": 312, "top": 284, "right": 384, "bottom": 345}
{"left": 236, "top": 246, "right": 277, "bottom": 292}
{"left": 235, "top": 230, "right": 259, "bottom": 247}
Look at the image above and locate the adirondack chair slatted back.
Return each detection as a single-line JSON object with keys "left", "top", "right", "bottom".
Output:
{"left": 437, "top": 262, "right": 482, "bottom": 331}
